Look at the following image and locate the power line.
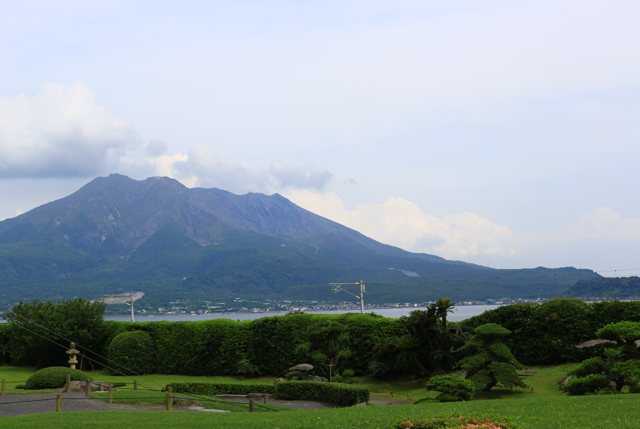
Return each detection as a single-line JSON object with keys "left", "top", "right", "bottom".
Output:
{"left": 596, "top": 268, "right": 640, "bottom": 273}
{"left": 9, "top": 313, "right": 165, "bottom": 390}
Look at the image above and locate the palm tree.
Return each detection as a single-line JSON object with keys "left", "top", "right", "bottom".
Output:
{"left": 434, "top": 298, "right": 455, "bottom": 328}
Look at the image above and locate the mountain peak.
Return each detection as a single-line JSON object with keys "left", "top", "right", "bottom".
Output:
{"left": 0, "top": 174, "right": 600, "bottom": 306}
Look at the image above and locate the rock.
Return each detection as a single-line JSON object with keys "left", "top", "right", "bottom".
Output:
{"left": 289, "top": 363, "right": 314, "bottom": 372}
{"left": 68, "top": 381, "right": 87, "bottom": 392}
{"left": 310, "top": 375, "right": 328, "bottom": 382}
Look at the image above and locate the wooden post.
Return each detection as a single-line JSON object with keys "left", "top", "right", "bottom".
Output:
{"left": 56, "top": 391, "right": 62, "bottom": 412}
{"left": 1, "top": 379, "right": 6, "bottom": 395}
{"left": 108, "top": 384, "right": 113, "bottom": 404}
{"left": 249, "top": 399, "right": 255, "bottom": 412}
{"left": 85, "top": 381, "right": 90, "bottom": 397}
{"left": 165, "top": 387, "right": 173, "bottom": 411}
{"left": 64, "top": 373, "right": 71, "bottom": 393}
{"left": 263, "top": 393, "right": 268, "bottom": 404}
{"left": 133, "top": 379, "right": 138, "bottom": 390}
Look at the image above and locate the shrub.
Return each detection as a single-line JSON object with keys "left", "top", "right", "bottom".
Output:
{"left": 571, "top": 357, "right": 606, "bottom": 377}
{"left": 561, "top": 374, "right": 610, "bottom": 395}
{"left": 25, "top": 366, "right": 92, "bottom": 389}
{"left": 167, "top": 382, "right": 275, "bottom": 395}
{"left": 106, "top": 330, "right": 155, "bottom": 375}
{"left": 274, "top": 381, "right": 369, "bottom": 406}
{"left": 425, "top": 374, "right": 475, "bottom": 402}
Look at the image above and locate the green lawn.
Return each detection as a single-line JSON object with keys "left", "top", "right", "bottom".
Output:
{"left": 3, "top": 363, "right": 638, "bottom": 428}
{"left": 0, "top": 394, "right": 639, "bottom": 428}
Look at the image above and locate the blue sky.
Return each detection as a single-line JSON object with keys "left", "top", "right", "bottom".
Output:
{"left": 1, "top": 1, "right": 639, "bottom": 274}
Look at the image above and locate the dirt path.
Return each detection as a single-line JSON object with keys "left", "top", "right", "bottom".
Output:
{"left": 0, "top": 392, "right": 164, "bottom": 417}
{"left": 0, "top": 392, "right": 410, "bottom": 417}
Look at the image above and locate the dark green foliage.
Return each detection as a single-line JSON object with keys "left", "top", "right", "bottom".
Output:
{"left": 92, "top": 314, "right": 400, "bottom": 377}
{"left": 458, "top": 323, "right": 527, "bottom": 392}
{"left": 273, "top": 381, "right": 369, "bottom": 406}
{"left": 597, "top": 321, "right": 640, "bottom": 344}
{"left": 167, "top": 382, "right": 275, "bottom": 395}
{"left": 6, "top": 299, "right": 107, "bottom": 368}
{"left": 463, "top": 299, "right": 640, "bottom": 365}
{"left": 571, "top": 357, "right": 606, "bottom": 377}
{"left": 24, "top": 366, "right": 92, "bottom": 389}
{"left": 0, "top": 324, "right": 10, "bottom": 364}
{"left": 562, "top": 374, "right": 610, "bottom": 395}
{"left": 106, "top": 330, "right": 155, "bottom": 375}
{"left": 369, "top": 301, "right": 464, "bottom": 378}
{"left": 425, "top": 374, "right": 475, "bottom": 401}
{"left": 563, "top": 321, "right": 640, "bottom": 395}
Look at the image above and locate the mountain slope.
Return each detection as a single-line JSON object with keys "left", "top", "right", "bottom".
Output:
{"left": 0, "top": 174, "right": 599, "bottom": 306}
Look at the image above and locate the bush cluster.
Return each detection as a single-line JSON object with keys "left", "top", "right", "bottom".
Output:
{"left": 425, "top": 374, "right": 475, "bottom": 402}
{"left": 24, "top": 366, "right": 92, "bottom": 389}
{"left": 462, "top": 299, "right": 640, "bottom": 364}
{"left": 166, "top": 382, "right": 275, "bottom": 395}
{"left": 106, "top": 330, "right": 155, "bottom": 375}
{"left": 274, "top": 381, "right": 369, "bottom": 406}
{"left": 562, "top": 374, "right": 610, "bottom": 395}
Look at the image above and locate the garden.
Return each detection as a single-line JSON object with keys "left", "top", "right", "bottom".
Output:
{"left": 0, "top": 298, "right": 639, "bottom": 428}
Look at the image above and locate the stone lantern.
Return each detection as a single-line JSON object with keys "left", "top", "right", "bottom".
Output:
{"left": 66, "top": 342, "right": 80, "bottom": 369}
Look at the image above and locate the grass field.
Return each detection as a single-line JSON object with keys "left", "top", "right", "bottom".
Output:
{"left": 2, "top": 364, "right": 639, "bottom": 428}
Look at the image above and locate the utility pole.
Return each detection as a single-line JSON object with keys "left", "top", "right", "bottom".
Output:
{"left": 128, "top": 292, "right": 135, "bottom": 322}
{"left": 330, "top": 280, "right": 366, "bottom": 314}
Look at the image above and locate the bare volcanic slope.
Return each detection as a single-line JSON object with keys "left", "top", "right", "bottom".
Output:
{"left": 0, "top": 174, "right": 599, "bottom": 306}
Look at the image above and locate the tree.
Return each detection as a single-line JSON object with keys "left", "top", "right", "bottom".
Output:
{"left": 369, "top": 299, "right": 463, "bottom": 378}
{"left": 458, "top": 323, "right": 528, "bottom": 392}
{"left": 6, "top": 299, "right": 107, "bottom": 368}
{"left": 564, "top": 321, "right": 640, "bottom": 395}
{"left": 434, "top": 298, "right": 455, "bottom": 328}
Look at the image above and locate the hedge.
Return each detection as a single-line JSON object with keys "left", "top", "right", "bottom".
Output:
{"left": 274, "top": 381, "right": 369, "bottom": 406}
{"left": 106, "top": 330, "right": 155, "bottom": 374}
{"left": 166, "top": 382, "right": 275, "bottom": 395}
{"left": 462, "top": 300, "right": 640, "bottom": 365}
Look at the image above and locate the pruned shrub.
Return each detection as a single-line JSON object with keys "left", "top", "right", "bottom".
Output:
{"left": 25, "top": 366, "right": 91, "bottom": 389}
{"left": 167, "top": 382, "right": 275, "bottom": 395}
{"left": 106, "top": 330, "right": 155, "bottom": 375}
{"left": 571, "top": 357, "right": 606, "bottom": 377}
{"left": 274, "top": 381, "right": 369, "bottom": 406}
{"left": 425, "top": 374, "right": 475, "bottom": 402}
{"left": 561, "top": 374, "right": 610, "bottom": 395}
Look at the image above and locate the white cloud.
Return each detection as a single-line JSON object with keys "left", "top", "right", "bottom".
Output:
{"left": 552, "top": 207, "right": 640, "bottom": 242}
{"left": 285, "top": 190, "right": 518, "bottom": 261}
{"left": 155, "top": 145, "right": 333, "bottom": 194}
{"left": 0, "top": 82, "right": 139, "bottom": 178}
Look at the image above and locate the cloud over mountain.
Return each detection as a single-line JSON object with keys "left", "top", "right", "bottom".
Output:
{"left": 285, "top": 190, "right": 518, "bottom": 262}
{"left": 0, "top": 82, "right": 139, "bottom": 178}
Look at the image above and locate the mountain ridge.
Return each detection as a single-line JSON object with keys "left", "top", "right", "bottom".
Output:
{"left": 0, "top": 174, "right": 599, "bottom": 307}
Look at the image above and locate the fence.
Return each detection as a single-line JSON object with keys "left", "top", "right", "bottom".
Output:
{"left": 0, "top": 379, "right": 279, "bottom": 414}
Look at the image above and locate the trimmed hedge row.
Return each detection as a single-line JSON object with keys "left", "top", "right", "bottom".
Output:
{"left": 167, "top": 382, "right": 275, "bottom": 395}
{"left": 100, "top": 313, "right": 401, "bottom": 377}
{"left": 274, "top": 381, "right": 369, "bottom": 406}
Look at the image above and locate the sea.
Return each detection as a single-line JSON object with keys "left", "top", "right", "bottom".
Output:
{"left": 105, "top": 304, "right": 500, "bottom": 323}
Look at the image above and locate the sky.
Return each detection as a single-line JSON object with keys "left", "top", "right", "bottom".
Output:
{"left": 1, "top": 1, "right": 639, "bottom": 275}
